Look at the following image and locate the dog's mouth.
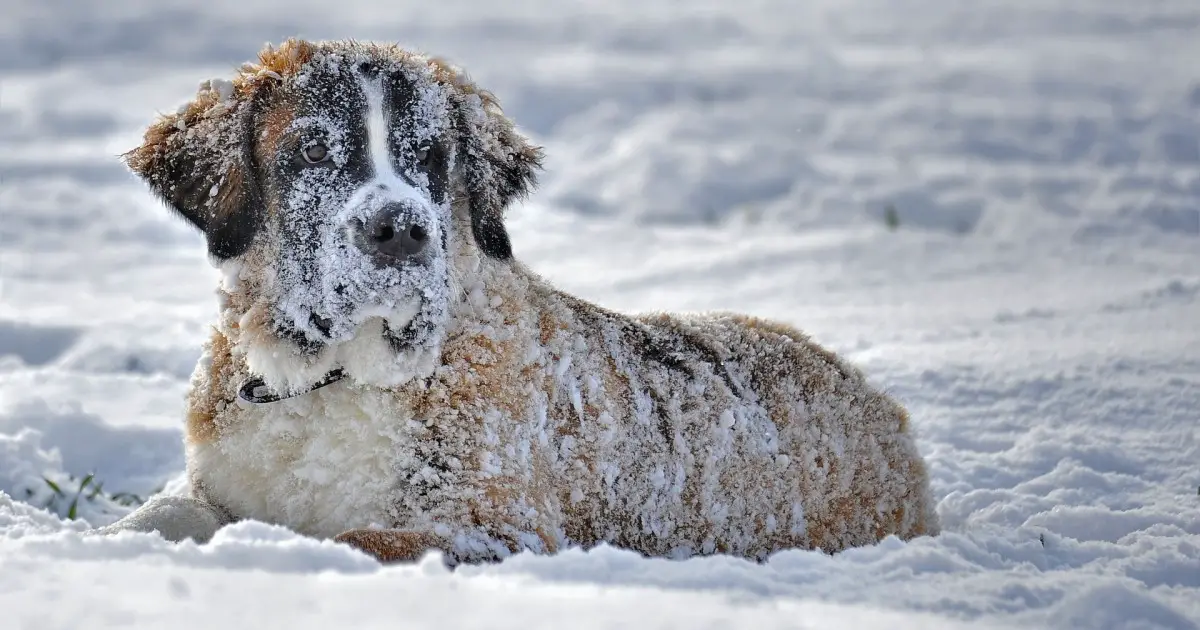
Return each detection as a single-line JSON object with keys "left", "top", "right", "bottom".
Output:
{"left": 243, "top": 313, "right": 424, "bottom": 404}
{"left": 274, "top": 294, "right": 426, "bottom": 353}
{"left": 239, "top": 312, "right": 432, "bottom": 404}
{"left": 277, "top": 319, "right": 419, "bottom": 352}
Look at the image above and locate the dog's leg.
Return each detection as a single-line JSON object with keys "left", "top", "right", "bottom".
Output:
{"left": 333, "top": 528, "right": 452, "bottom": 564}
{"left": 90, "top": 495, "right": 232, "bottom": 544}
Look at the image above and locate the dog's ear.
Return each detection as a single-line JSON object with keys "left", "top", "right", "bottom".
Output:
{"left": 452, "top": 88, "right": 543, "bottom": 260}
{"left": 124, "top": 81, "right": 263, "bottom": 260}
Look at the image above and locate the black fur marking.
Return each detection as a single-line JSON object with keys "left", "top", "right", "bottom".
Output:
{"left": 278, "top": 70, "right": 372, "bottom": 189}
{"left": 419, "top": 141, "right": 450, "bottom": 205}
{"left": 630, "top": 328, "right": 692, "bottom": 374}
{"left": 408, "top": 444, "right": 453, "bottom": 500}
{"left": 553, "top": 292, "right": 740, "bottom": 448}
{"left": 357, "top": 60, "right": 379, "bottom": 79}
{"left": 450, "top": 94, "right": 542, "bottom": 260}
{"left": 648, "top": 387, "right": 674, "bottom": 446}
{"left": 556, "top": 290, "right": 742, "bottom": 398}
{"left": 668, "top": 324, "right": 745, "bottom": 398}
{"left": 272, "top": 318, "right": 325, "bottom": 355}
{"left": 383, "top": 317, "right": 427, "bottom": 351}
{"left": 145, "top": 97, "right": 265, "bottom": 260}
{"left": 210, "top": 100, "right": 266, "bottom": 259}
{"left": 470, "top": 207, "right": 513, "bottom": 260}
{"left": 267, "top": 71, "right": 372, "bottom": 305}
{"left": 381, "top": 72, "right": 451, "bottom": 205}
{"left": 152, "top": 149, "right": 210, "bottom": 233}
{"left": 493, "top": 142, "right": 542, "bottom": 205}
{"left": 620, "top": 320, "right": 744, "bottom": 399}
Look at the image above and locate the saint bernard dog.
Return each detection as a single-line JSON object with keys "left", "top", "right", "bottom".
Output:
{"left": 98, "top": 38, "right": 940, "bottom": 563}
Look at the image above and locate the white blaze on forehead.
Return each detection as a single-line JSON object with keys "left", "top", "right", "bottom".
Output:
{"left": 360, "top": 75, "right": 425, "bottom": 206}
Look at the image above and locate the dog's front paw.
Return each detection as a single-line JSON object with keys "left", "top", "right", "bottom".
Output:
{"left": 334, "top": 528, "right": 448, "bottom": 564}
{"left": 91, "top": 496, "right": 232, "bottom": 543}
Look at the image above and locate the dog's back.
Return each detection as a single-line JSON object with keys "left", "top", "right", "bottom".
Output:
{"left": 519, "top": 284, "right": 939, "bottom": 558}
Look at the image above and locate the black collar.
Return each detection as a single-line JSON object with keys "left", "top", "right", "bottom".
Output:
{"left": 237, "top": 368, "right": 346, "bottom": 404}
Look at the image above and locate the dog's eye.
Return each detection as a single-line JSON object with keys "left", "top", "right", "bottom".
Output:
{"left": 415, "top": 145, "right": 431, "bottom": 167}
{"left": 302, "top": 143, "right": 330, "bottom": 164}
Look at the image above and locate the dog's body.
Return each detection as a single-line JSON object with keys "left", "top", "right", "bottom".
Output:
{"left": 103, "top": 39, "right": 939, "bottom": 562}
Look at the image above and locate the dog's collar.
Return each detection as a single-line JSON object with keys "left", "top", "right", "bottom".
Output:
{"left": 237, "top": 368, "right": 346, "bottom": 404}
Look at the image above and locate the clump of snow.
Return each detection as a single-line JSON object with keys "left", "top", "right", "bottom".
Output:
{"left": 0, "top": 495, "right": 988, "bottom": 629}
{"left": 0, "top": 398, "right": 185, "bottom": 499}
{"left": 0, "top": 425, "right": 136, "bottom": 526}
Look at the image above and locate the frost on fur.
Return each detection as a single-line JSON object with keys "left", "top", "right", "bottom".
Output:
{"left": 115, "top": 39, "right": 939, "bottom": 563}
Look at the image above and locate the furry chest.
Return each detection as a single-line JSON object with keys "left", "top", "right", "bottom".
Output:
{"left": 188, "top": 383, "right": 419, "bottom": 539}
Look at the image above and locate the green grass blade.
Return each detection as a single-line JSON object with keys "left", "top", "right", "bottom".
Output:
{"left": 43, "top": 477, "right": 63, "bottom": 496}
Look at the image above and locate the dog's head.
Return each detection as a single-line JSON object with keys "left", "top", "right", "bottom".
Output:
{"left": 126, "top": 40, "right": 541, "bottom": 393}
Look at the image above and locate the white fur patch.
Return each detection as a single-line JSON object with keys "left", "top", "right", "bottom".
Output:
{"left": 359, "top": 75, "right": 428, "bottom": 206}
{"left": 193, "top": 381, "right": 421, "bottom": 538}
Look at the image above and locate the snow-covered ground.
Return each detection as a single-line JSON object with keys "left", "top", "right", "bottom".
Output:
{"left": 2, "top": 0, "right": 1199, "bottom": 627}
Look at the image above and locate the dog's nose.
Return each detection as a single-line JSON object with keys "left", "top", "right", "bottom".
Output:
{"left": 357, "top": 202, "right": 430, "bottom": 262}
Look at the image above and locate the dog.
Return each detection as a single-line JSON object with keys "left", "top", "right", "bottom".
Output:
{"left": 98, "top": 39, "right": 940, "bottom": 563}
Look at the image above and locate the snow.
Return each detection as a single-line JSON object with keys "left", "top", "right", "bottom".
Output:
{"left": 1, "top": 0, "right": 1198, "bottom": 628}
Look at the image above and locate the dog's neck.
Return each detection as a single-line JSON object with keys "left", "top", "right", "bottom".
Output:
{"left": 219, "top": 240, "right": 543, "bottom": 398}
{"left": 443, "top": 252, "right": 540, "bottom": 340}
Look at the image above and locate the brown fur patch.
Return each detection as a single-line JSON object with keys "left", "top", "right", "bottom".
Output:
{"left": 185, "top": 331, "right": 234, "bottom": 446}
{"left": 183, "top": 407, "right": 217, "bottom": 446}
{"left": 440, "top": 319, "right": 563, "bottom": 552}
{"left": 334, "top": 528, "right": 448, "bottom": 564}
{"left": 255, "top": 102, "right": 296, "bottom": 172}
{"left": 730, "top": 313, "right": 851, "bottom": 375}
{"left": 212, "top": 164, "right": 248, "bottom": 226}
{"left": 124, "top": 39, "right": 315, "bottom": 177}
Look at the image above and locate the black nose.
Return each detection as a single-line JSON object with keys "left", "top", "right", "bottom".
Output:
{"left": 357, "top": 202, "right": 430, "bottom": 262}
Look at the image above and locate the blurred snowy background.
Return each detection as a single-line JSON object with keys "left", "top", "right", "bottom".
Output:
{"left": 1, "top": 1, "right": 1198, "bottom": 628}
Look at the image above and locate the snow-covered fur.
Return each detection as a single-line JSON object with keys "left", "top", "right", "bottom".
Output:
{"left": 111, "top": 39, "right": 939, "bottom": 563}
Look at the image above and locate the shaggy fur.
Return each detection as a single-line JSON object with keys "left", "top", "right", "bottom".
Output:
{"left": 104, "top": 39, "right": 939, "bottom": 563}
